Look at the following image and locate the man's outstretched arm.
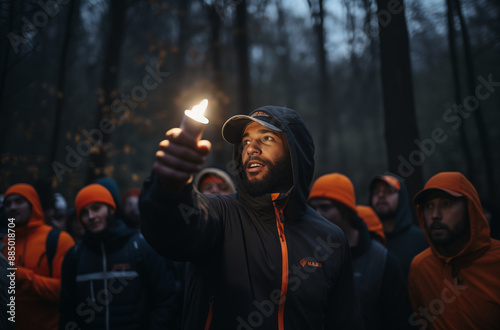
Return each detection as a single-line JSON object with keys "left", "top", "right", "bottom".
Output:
{"left": 140, "top": 127, "right": 222, "bottom": 261}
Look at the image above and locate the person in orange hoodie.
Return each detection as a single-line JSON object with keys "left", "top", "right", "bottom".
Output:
{"left": 408, "top": 172, "right": 500, "bottom": 329}
{"left": 1, "top": 183, "right": 75, "bottom": 330}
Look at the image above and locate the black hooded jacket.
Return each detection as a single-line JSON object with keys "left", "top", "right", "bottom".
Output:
{"left": 59, "top": 219, "right": 178, "bottom": 329}
{"left": 369, "top": 175, "right": 428, "bottom": 279}
{"left": 350, "top": 216, "right": 412, "bottom": 330}
{"left": 140, "top": 106, "right": 363, "bottom": 329}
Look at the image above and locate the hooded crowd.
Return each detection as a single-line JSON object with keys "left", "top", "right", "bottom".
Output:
{"left": 1, "top": 106, "right": 499, "bottom": 329}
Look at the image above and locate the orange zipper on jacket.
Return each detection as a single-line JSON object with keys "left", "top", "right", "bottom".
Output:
{"left": 204, "top": 297, "right": 214, "bottom": 330}
{"left": 273, "top": 195, "right": 289, "bottom": 330}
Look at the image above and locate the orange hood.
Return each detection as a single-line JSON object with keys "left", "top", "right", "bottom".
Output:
{"left": 5, "top": 183, "right": 45, "bottom": 228}
{"left": 414, "top": 172, "right": 490, "bottom": 263}
{"left": 356, "top": 205, "right": 386, "bottom": 245}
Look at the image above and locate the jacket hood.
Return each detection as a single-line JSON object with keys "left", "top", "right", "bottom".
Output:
{"left": 369, "top": 174, "right": 414, "bottom": 235}
{"left": 94, "top": 177, "right": 122, "bottom": 209}
{"left": 226, "top": 106, "right": 315, "bottom": 220}
{"left": 5, "top": 183, "right": 45, "bottom": 228}
{"left": 414, "top": 172, "right": 490, "bottom": 262}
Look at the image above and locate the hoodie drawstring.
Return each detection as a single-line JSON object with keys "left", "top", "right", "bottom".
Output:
{"left": 451, "top": 264, "right": 463, "bottom": 285}
{"left": 100, "top": 241, "right": 110, "bottom": 330}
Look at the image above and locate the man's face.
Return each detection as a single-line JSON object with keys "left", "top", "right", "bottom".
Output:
{"left": 4, "top": 194, "right": 31, "bottom": 227}
{"left": 80, "top": 202, "right": 113, "bottom": 233}
{"left": 423, "top": 191, "right": 468, "bottom": 247}
{"left": 309, "top": 198, "right": 349, "bottom": 229}
{"left": 123, "top": 195, "right": 139, "bottom": 217}
{"left": 240, "top": 122, "right": 292, "bottom": 196}
{"left": 371, "top": 181, "right": 399, "bottom": 220}
{"left": 200, "top": 177, "right": 233, "bottom": 195}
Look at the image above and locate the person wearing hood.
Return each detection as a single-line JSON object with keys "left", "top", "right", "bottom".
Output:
{"left": 140, "top": 106, "right": 363, "bottom": 329}
{"left": 408, "top": 172, "right": 500, "bottom": 329}
{"left": 309, "top": 173, "right": 411, "bottom": 330}
{"left": 194, "top": 166, "right": 237, "bottom": 195}
{"left": 122, "top": 188, "right": 141, "bottom": 231}
{"left": 59, "top": 184, "right": 179, "bottom": 329}
{"left": 369, "top": 174, "right": 428, "bottom": 278}
{"left": 1, "top": 183, "right": 75, "bottom": 330}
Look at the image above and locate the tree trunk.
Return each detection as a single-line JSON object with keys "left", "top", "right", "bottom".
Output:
{"left": 208, "top": 3, "right": 230, "bottom": 164}
{"left": 376, "top": 0, "right": 423, "bottom": 198}
{"left": 0, "top": 0, "right": 16, "bottom": 154}
{"left": 48, "top": 0, "right": 79, "bottom": 178}
{"left": 277, "top": 0, "right": 296, "bottom": 109}
{"left": 86, "top": 0, "right": 127, "bottom": 182}
{"left": 234, "top": 0, "right": 251, "bottom": 114}
{"left": 173, "top": 0, "right": 190, "bottom": 80}
{"left": 309, "top": 0, "right": 336, "bottom": 167}
{"left": 446, "top": 0, "right": 475, "bottom": 181}
{"left": 454, "top": 0, "right": 496, "bottom": 198}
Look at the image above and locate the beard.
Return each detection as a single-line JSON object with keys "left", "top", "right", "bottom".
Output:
{"left": 428, "top": 222, "right": 467, "bottom": 247}
{"left": 241, "top": 152, "right": 293, "bottom": 197}
{"left": 377, "top": 209, "right": 397, "bottom": 221}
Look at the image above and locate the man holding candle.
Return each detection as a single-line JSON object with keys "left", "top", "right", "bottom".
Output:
{"left": 140, "top": 105, "right": 363, "bottom": 329}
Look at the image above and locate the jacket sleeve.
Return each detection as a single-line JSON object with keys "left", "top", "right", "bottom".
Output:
{"left": 139, "top": 173, "right": 224, "bottom": 261}
{"left": 139, "top": 238, "right": 180, "bottom": 330}
{"left": 16, "top": 232, "right": 75, "bottom": 303}
{"left": 325, "top": 239, "right": 365, "bottom": 329}
{"left": 379, "top": 252, "right": 414, "bottom": 329}
{"left": 59, "top": 245, "right": 79, "bottom": 330}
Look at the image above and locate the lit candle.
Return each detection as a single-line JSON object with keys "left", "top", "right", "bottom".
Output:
{"left": 180, "top": 99, "right": 209, "bottom": 140}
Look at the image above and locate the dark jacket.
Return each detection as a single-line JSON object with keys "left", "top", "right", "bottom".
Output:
{"left": 350, "top": 217, "right": 412, "bottom": 330}
{"left": 59, "top": 219, "right": 178, "bottom": 330}
{"left": 140, "top": 106, "right": 363, "bottom": 329}
{"left": 369, "top": 175, "right": 428, "bottom": 279}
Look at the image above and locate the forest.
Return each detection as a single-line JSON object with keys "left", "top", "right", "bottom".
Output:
{"left": 1, "top": 0, "right": 499, "bottom": 206}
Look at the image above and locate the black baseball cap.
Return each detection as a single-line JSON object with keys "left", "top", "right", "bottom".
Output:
{"left": 222, "top": 110, "right": 282, "bottom": 144}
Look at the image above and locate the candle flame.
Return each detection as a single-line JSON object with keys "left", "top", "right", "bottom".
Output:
{"left": 184, "top": 99, "right": 209, "bottom": 124}
{"left": 191, "top": 99, "right": 208, "bottom": 117}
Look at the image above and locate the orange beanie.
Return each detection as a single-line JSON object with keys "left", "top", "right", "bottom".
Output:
{"left": 75, "top": 184, "right": 116, "bottom": 220}
{"left": 5, "top": 183, "right": 40, "bottom": 205}
{"left": 5, "top": 183, "right": 44, "bottom": 221}
{"left": 308, "top": 173, "right": 357, "bottom": 212}
{"left": 356, "top": 205, "right": 386, "bottom": 244}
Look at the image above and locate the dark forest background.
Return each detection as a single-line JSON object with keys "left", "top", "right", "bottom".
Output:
{"left": 1, "top": 0, "right": 499, "bottom": 207}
